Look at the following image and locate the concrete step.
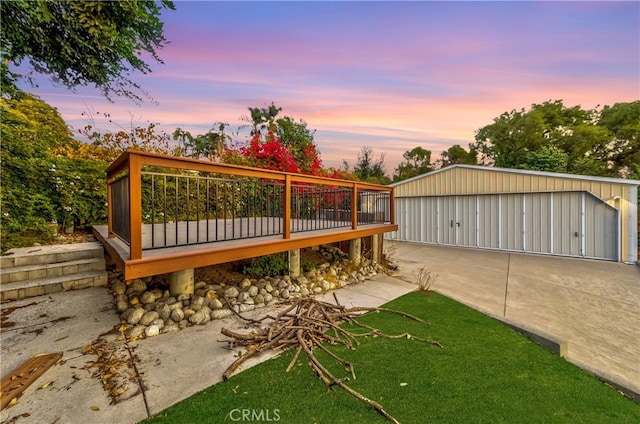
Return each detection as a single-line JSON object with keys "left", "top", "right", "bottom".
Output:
{"left": 0, "top": 242, "right": 104, "bottom": 269}
{"left": 0, "top": 257, "right": 106, "bottom": 284}
{"left": 0, "top": 270, "right": 108, "bottom": 301}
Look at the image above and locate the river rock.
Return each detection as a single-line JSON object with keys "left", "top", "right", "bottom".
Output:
{"left": 150, "top": 318, "right": 165, "bottom": 329}
{"left": 145, "top": 325, "right": 160, "bottom": 337}
{"left": 211, "top": 309, "right": 233, "bottom": 320}
{"left": 125, "top": 307, "right": 145, "bottom": 325}
{"left": 126, "top": 325, "right": 145, "bottom": 338}
{"left": 169, "top": 302, "right": 183, "bottom": 311}
{"left": 162, "top": 322, "right": 179, "bottom": 333}
{"left": 209, "top": 298, "right": 223, "bottom": 309}
{"left": 112, "top": 281, "right": 126, "bottom": 295}
{"left": 203, "top": 289, "right": 217, "bottom": 299}
{"left": 170, "top": 308, "right": 184, "bottom": 322}
{"left": 150, "top": 289, "right": 164, "bottom": 300}
{"left": 189, "top": 310, "right": 208, "bottom": 325}
{"left": 116, "top": 300, "right": 129, "bottom": 312}
{"left": 156, "top": 303, "right": 171, "bottom": 320}
{"left": 139, "top": 311, "right": 159, "bottom": 326}
{"left": 237, "top": 291, "right": 250, "bottom": 303}
{"left": 127, "top": 279, "right": 147, "bottom": 295}
{"left": 140, "top": 291, "right": 156, "bottom": 305}
{"left": 191, "top": 296, "right": 205, "bottom": 310}
{"left": 239, "top": 304, "right": 255, "bottom": 313}
{"left": 224, "top": 287, "right": 239, "bottom": 298}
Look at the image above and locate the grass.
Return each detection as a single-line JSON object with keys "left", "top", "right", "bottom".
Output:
{"left": 143, "top": 292, "right": 639, "bottom": 423}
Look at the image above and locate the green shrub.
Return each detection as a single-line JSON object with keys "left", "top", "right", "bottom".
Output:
{"left": 242, "top": 253, "right": 289, "bottom": 277}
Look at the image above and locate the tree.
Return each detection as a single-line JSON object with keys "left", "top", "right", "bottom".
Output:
{"left": 598, "top": 101, "right": 640, "bottom": 179}
{"left": 521, "top": 146, "right": 569, "bottom": 173}
{"left": 172, "top": 128, "right": 194, "bottom": 157}
{"left": 209, "top": 122, "right": 234, "bottom": 160}
{"left": 393, "top": 147, "right": 433, "bottom": 182}
{"left": 438, "top": 144, "right": 478, "bottom": 168}
{"left": 276, "top": 116, "right": 321, "bottom": 174}
{"left": 246, "top": 102, "right": 282, "bottom": 136}
{"left": 474, "top": 100, "right": 618, "bottom": 177}
{"left": 352, "top": 146, "right": 391, "bottom": 184}
{"left": 1, "top": 0, "right": 175, "bottom": 102}
{"left": 1, "top": 93, "right": 108, "bottom": 248}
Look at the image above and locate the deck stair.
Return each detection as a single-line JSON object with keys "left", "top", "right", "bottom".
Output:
{"left": 0, "top": 242, "right": 107, "bottom": 301}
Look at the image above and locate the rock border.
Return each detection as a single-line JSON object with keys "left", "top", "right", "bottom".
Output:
{"left": 108, "top": 247, "right": 383, "bottom": 340}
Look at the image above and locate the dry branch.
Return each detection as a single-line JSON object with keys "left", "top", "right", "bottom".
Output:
{"left": 219, "top": 296, "right": 442, "bottom": 423}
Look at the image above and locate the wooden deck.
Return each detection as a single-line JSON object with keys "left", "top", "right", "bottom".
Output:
{"left": 97, "top": 150, "right": 396, "bottom": 281}
{"left": 94, "top": 221, "right": 396, "bottom": 280}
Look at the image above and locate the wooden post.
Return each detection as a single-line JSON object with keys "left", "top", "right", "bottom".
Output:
{"left": 351, "top": 183, "right": 358, "bottom": 230}
{"left": 107, "top": 176, "right": 114, "bottom": 238}
{"left": 128, "top": 152, "right": 143, "bottom": 260}
{"left": 284, "top": 175, "right": 291, "bottom": 239}
{"left": 389, "top": 188, "right": 395, "bottom": 225}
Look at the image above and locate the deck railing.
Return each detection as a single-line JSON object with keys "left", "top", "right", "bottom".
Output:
{"left": 106, "top": 150, "right": 395, "bottom": 260}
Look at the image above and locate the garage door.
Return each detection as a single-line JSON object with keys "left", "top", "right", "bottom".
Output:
{"left": 391, "top": 191, "right": 619, "bottom": 261}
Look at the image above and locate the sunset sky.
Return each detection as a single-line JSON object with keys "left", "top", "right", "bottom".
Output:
{"left": 19, "top": 1, "right": 640, "bottom": 174}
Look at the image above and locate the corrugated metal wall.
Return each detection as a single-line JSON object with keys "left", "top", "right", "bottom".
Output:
{"left": 390, "top": 165, "right": 638, "bottom": 263}
{"left": 389, "top": 191, "right": 619, "bottom": 261}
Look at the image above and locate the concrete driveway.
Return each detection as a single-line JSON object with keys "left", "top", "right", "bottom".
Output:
{"left": 386, "top": 240, "right": 640, "bottom": 397}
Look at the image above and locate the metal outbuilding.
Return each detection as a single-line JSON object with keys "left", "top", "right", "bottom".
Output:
{"left": 387, "top": 165, "right": 639, "bottom": 264}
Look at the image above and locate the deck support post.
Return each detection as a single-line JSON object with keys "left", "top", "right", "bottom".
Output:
{"left": 288, "top": 249, "right": 301, "bottom": 278}
{"left": 371, "top": 234, "right": 381, "bottom": 264}
{"left": 349, "top": 238, "right": 362, "bottom": 265}
{"left": 169, "top": 268, "right": 194, "bottom": 296}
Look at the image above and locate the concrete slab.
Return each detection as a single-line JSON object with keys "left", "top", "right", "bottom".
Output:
{"left": 386, "top": 240, "right": 640, "bottom": 396}
{"left": 0, "top": 273, "right": 416, "bottom": 423}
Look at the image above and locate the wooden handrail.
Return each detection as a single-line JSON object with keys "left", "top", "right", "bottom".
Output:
{"left": 106, "top": 149, "right": 394, "bottom": 260}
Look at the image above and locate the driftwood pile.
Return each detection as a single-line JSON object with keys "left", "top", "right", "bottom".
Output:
{"left": 220, "top": 295, "right": 442, "bottom": 424}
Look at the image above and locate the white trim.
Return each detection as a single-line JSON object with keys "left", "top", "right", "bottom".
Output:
{"left": 498, "top": 194, "right": 502, "bottom": 250}
{"left": 476, "top": 195, "right": 480, "bottom": 248}
{"left": 627, "top": 186, "right": 638, "bottom": 263}
{"left": 581, "top": 192, "right": 586, "bottom": 257}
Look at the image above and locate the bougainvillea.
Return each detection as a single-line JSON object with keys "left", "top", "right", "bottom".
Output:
{"left": 239, "top": 132, "right": 300, "bottom": 173}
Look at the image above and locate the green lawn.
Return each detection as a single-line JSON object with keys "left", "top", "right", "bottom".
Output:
{"left": 144, "top": 292, "right": 639, "bottom": 424}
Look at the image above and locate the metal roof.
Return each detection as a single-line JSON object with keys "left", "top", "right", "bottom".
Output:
{"left": 389, "top": 164, "right": 640, "bottom": 187}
